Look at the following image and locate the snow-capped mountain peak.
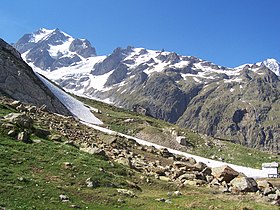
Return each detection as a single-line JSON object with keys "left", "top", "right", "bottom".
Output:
{"left": 14, "top": 28, "right": 97, "bottom": 71}
{"left": 262, "top": 58, "right": 280, "bottom": 76}
{"left": 31, "top": 28, "right": 56, "bottom": 43}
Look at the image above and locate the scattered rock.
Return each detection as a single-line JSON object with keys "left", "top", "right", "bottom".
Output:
{"left": 80, "top": 147, "right": 107, "bottom": 158}
{"left": 155, "top": 198, "right": 166, "bottom": 202}
{"left": 126, "top": 180, "right": 142, "bottom": 191}
{"left": 230, "top": 177, "right": 258, "bottom": 192}
{"left": 3, "top": 113, "right": 33, "bottom": 129}
{"left": 159, "top": 176, "right": 171, "bottom": 182}
{"left": 160, "top": 148, "right": 174, "bottom": 158}
{"left": 17, "top": 131, "right": 30, "bottom": 143}
{"left": 7, "top": 129, "right": 17, "bottom": 137}
{"left": 263, "top": 186, "right": 275, "bottom": 196}
{"left": 116, "top": 189, "right": 135, "bottom": 197}
{"left": 124, "top": 118, "right": 134, "bottom": 123}
{"left": 34, "top": 128, "right": 51, "bottom": 138}
{"left": 85, "top": 178, "right": 100, "bottom": 188}
{"left": 184, "top": 179, "right": 206, "bottom": 186}
{"left": 267, "top": 193, "right": 278, "bottom": 201}
{"left": 9, "top": 100, "right": 21, "bottom": 108}
{"left": 59, "top": 194, "right": 69, "bottom": 202}
{"left": 27, "top": 106, "right": 37, "bottom": 113}
{"left": 64, "top": 140, "right": 78, "bottom": 147}
{"left": 271, "top": 199, "right": 280, "bottom": 206}
{"left": 211, "top": 165, "right": 239, "bottom": 183}
{"left": 117, "top": 198, "right": 125, "bottom": 203}
{"left": 50, "top": 134, "right": 62, "bottom": 141}
{"left": 33, "top": 139, "right": 42, "bottom": 143}
{"left": 63, "top": 162, "right": 73, "bottom": 169}
{"left": 115, "top": 157, "right": 133, "bottom": 168}
{"left": 69, "top": 204, "right": 81, "bottom": 208}
{"left": 178, "top": 173, "right": 196, "bottom": 181}
{"left": 172, "top": 191, "right": 182, "bottom": 197}
{"left": 257, "top": 180, "right": 273, "bottom": 191}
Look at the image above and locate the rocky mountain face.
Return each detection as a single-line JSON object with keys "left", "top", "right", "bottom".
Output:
{"left": 0, "top": 38, "right": 71, "bottom": 115}
{"left": 14, "top": 29, "right": 280, "bottom": 153}
{"left": 13, "top": 28, "right": 96, "bottom": 71}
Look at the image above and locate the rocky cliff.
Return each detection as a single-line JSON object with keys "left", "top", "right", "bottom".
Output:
{"left": 0, "top": 38, "right": 71, "bottom": 115}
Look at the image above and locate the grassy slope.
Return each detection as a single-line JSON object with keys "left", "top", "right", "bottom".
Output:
{"left": 1, "top": 134, "right": 278, "bottom": 210}
{"left": 76, "top": 95, "right": 280, "bottom": 169}
{"left": 0, "top": 100, "right": 279, "bottom": 209}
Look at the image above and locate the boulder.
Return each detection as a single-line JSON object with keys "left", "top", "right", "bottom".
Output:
{"left": 49, "top": 134, "right": 62, "bottom": 141}
{"left": 27, "top": 106, "right": 37, "bottom": 113}
{"left": 178, "top": 173, "right": 196, "bottom": 181}
{"left": 267, "top": 193, "right": 279, "bottom": 201}
{"left": 173, "top": 161, "right": 190, "bottom": 168}
{"left": 34, "top": 128, "right": 51, "bottom": 138}
{"left": 160, "top": 148, "right": 174, "bottom": 158}
{"left": 7, "top": 129, "right": 17, "bottom": 137}
{"left": 211, "top": 165, "right": 239, "bottom": 183}
{"left": 193, "top": 162, "right": 208, "bottom": 172}
{"left": 181, "top": 157, "right": 197, "bottom": 165}
{"left": 230, "top": 177, "right": 258, "bottom": 192}
{"left": 263, "top": 186, "right": 276, "bottom": 196}
{"left": 183, "top": 179, "right": 206, "bottom": 186}
{"left": 9, "top": 100, "right": 21, "bottom": 109}
{"left": 63, "top": 162, "right": 73, "bottom": 169}
{"left": 59, "top": 194, "right": 69, "bottom": 202}
{"left": 256, "top": 180, "right": 273, "bottom": 191}
{"left": 116, "top": 189, "right": 135, "bottom": 197}
{"left": 17, "top": 131, "right": 30, "bottom": 143}
{"left": 80, "top": 147, "right": 107, "bottom": 157}
{"left": 114, "top": 157, "right": 133, "bottom": 168}
{"left": 85, "top": 178, "right": 100, "bottom": 188}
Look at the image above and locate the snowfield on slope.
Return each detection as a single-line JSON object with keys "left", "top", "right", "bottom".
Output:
{"left": 82, "top": 122, "right": 268, "bottom": 178}
{"left": 36, "top": 73, "right": 103, "bottom": 125}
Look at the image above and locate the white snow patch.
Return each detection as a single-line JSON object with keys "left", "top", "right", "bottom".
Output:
{"left": 36, "top": 73, "right": 103, "bottom": 125}
{"left": 48, "top": 37, "right": 74, "bottom": 58}
{"left": 224, "top": 77, "right": 242, "bottom": 83}
{"left": 32, "top": 28, "right": 55, "bottom": 43}
{"left": 230, "top": 88, "right": 235, "bottom": 92}
{"left": 263, "top": 58, "right": 280, "bottom": 76}
{"left": 172, "top": 60, "right": 190, "bottom": 68}
{"left": 88, "top": 71, "right": 114, "bottom": 91}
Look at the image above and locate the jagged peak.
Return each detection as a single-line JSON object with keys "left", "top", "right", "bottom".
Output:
{"left": 30, "top": 28, "right": 72, "bottom": 43}
{"left": 262, "top": 58, "right": 280, "bottom": 76}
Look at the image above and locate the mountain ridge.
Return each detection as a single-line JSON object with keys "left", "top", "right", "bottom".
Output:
{"left": 13, "top": 28, "right": 280, "bottom": 153}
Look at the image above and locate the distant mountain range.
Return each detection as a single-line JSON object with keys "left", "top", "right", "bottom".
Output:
{"left": 13, "top": 28, "right": 280, "bottom": 153}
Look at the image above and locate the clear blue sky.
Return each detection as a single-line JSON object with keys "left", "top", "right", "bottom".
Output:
{"left": 1, "top": 0, "right": 280, "bottom": 67}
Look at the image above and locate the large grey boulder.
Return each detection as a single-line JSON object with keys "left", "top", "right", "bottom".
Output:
{"left": 211, "top": 165, "right": 239, "bottom": 183}
{"left": 230, "top": 177, "right": 258, "bottom": 192}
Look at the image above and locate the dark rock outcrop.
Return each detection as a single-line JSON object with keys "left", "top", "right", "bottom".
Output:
{"left": 0, "top": 38, "right": 71, "bottom": 115}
